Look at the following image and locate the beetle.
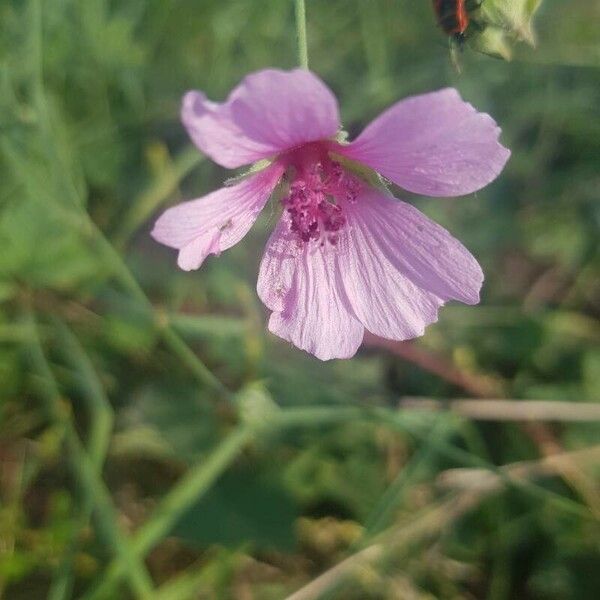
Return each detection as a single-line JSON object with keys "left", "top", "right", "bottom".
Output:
{"left": 432, "top": 0, "right": 482, "bottom": 46}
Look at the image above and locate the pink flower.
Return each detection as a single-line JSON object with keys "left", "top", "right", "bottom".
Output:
{"left": 152, "top": 69, "right": 509, "bottom": 360}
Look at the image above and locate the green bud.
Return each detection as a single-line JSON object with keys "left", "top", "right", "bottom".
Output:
{"left": 467, "top": 0, "right": 544, "bottom": 60}
{"left": 236, "top": 382, "right": 280, "bottom": 430}
{"left": 480, "top": 0, "right": 542, "bottom": 46}
{"left": 470, "top": 24, "right": 514, "bottom": 60}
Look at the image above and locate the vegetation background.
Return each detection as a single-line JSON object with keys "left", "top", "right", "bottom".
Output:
{"left": 1, "top": 0, "right": 599, "bottom": 598}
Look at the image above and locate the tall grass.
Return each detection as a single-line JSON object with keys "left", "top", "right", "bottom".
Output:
{"left": 0, "top": 0, "right": 599, "bottom": 598}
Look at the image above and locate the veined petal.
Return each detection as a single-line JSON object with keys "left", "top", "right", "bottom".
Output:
{"left": 347, "top": 188, "right": 483, "bottom": 306}
{"left": 182, "top": 91, "right": 273, "bottom": 170}
{"left": 258, "top": 216, "right": 363, "bottom": 361}
{"left": 339, "top": 202, "right": 445, "bottom": 340}
{"left": 257, "top": 217, "right": 297, "bottom": 313}
{"left": 151, "top": 163, "right": 284, "bottom": 271}
{"left": 337, "top": 88, "right": 510, "bottom": 197}
{"left": 183, "top": 69, "right": 340, "bottom": 169}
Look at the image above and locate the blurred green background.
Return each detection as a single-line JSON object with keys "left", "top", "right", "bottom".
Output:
{"left": 1, "top": 0, "right": 599, "bottom": 598}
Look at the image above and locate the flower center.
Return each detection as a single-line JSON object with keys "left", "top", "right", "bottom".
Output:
{"left": 282, "top": 155, "right": 361, "bottom": 247}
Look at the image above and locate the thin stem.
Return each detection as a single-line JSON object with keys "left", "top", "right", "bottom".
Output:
{"left": 159, "top": 325, "right": 231, "bottom": 398}
{"left": 380, "top": 411, "right": 592, "bottom": 520}
{"left": 398, "top": 397, "right": 600, "bottom": 422}
{"left": 285, "top": 495, "right": 476, "bottom": 600}
{"left": 48, "top": 319, "right": 114, "bottom": 600}
{"left": 23, "top": 309, "right": 154, "bottom": 599}
{"left": 28, "top": 0, "right": 44, "bottom": 104}
{"left": 83, "top": 217, "right": 233, "bottom": 400}
{"left": 81, "top": 426, "right": 253, "bottom": 600}
{"left": 285, "top": 445, "right": 600, "bottom": 600}
{"left": 53, "top": 318, "right": 114, "bottom": 470}
{"left": 79, "top": 401, "right": 595, "bottom": 598}
{"left": 294, "top": 0, "right": 309, "bottom": 69}
{"left": 359, "top": 418, "right": 456, "bottom": 541}
{"left": 113, "top": 145, "right": 203, "bottom": 248}
{"left": 3, "top": 17, "right": 231, "bottom": 406}
{"left": 150, "top": 565, "right": 214, "bottom": 600}
{"left": 6, "top": 175, "right": 233, "bottom": 402}
{"left": 274, "top": 405, "right": 592, "bottom": 519}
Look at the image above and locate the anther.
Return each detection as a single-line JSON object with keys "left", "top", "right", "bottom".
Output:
{"left": 282, "top": 158, "right": 360, "bottom": 246}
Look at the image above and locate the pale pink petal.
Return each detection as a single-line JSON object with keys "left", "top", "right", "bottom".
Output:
{"left": 151, "top": 163, "right": 284, "bottom": 271}
{"left": 338, "top": 202, "right": 445, "bottom": 340}
{"left": 336, "top": 88, "right": 510, "bottom": 196}
{"left": 258, "top": 218, "right": 363, "bottom": 360}
{"left": 182, "top": 69, "right": 340, "bottom": 169}
{"left": 182, "top": 92, "right": 272, "bottom": 170}
{"left": 347, "top": 188, "right": 483, "bottom": 306}
{"left": 256, "top": 217, "right": 297, "bottom": 313}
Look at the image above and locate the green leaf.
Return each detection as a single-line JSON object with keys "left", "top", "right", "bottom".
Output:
{"left": 171, "top": 469, "right": 298, "bottom": 551}
{"left": 117, "top": 384, "right": 220, "bottom": 463}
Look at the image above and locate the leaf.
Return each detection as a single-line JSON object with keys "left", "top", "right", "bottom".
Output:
{"left": 171, "top": 469, "right": 298, "bottom": 551}
{"left": 117, "top": 384, "right": 221, "bottom": 463}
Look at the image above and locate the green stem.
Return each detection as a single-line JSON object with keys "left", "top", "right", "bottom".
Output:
{"left": 24, "top": 309, "right": 154, "bottom": 600}
{"left": 159, "top": 325, "right": 231, "bottom": 398}
{"left": 83, "top": 216, "right": 232, "bottom": 401}
{"left": 16, "top": 1, "right": 230, "bottom": 406}
{"left": 7, "top": 180, "right": 233, "bottom": 403}
{"left": 80, "top": 401, "right": 593, "bottom": 599}
{"left": 380, "top": 411, "right": 591, "bottom": 520}
{"left": 113, "top": 145, "right": 203, "bottom": 249}
{"left": 53, "top": 318, "right": 114, "bottom": 471}
{"left": 294, "top": 0, "right": 309, "bottom": 69}
{"left": 28, "top": 0, "right": 44, "bottom": 106}
{"left": 359, "top": 418, "right": 456, "bottom": 541}
{"left": 274, "top": 406, "right": 591, "bottom": 519}
{"left": 150, "top": 566, "right": 215, "bottom": 600}
{"left": 82, "top": 426, "right": 253, "bottom": 600}
{"left": 48, "top": 319, "right": 114, "bottom": 600}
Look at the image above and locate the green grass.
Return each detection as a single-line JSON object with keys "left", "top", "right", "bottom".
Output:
{"left": 0, "top": 0, "right": 599, "bottom": 598}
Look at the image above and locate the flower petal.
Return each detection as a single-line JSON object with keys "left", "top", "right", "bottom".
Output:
{"left": 182, "top": 91, "right": 270, "bottom": 170}
{"left": 346, "top": 188, "right": 484, "bottom": 307}
{"left": 337, "top": 88, "right": 510, "bottom": 197}
{"left": 258, "top": 217, "right": 363, "bottom": 360}
{"left": 183, "top": 69, "right": 340, "bottom": 169}
{"left": 339, "top": 202, "right": 445, "bottom": 340}
{"left": 256, "top": 217, "right": 297, "bottom": 313}
{"left": 151, "top": 163, "right": 284, "bottom": 271}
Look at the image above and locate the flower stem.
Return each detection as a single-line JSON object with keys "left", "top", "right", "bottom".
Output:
{"left": 294, "top": 0, "right": 309, "bottom": 69}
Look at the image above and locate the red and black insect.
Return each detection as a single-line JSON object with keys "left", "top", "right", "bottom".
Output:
{"left": 432, "top": 0, "right": 480, "bottom": 45}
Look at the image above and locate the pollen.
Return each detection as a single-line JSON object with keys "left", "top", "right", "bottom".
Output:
{"left": 282, "top": 157, "right": 360, "bottom": 246}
